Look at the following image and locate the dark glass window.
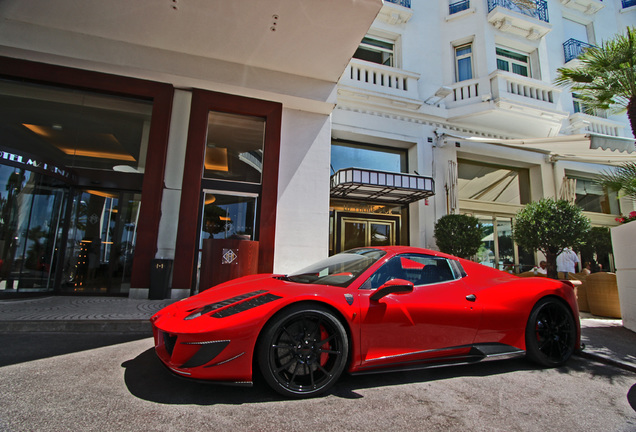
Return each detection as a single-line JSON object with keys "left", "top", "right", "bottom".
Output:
{"left": 0, "top": 79, "right": 152, "bottom": 173}
{"left": 203, "top": 112, "right": 265, "bottom": 184}
{"left": 331, "top": 141, "right": 407, "bottom": 174}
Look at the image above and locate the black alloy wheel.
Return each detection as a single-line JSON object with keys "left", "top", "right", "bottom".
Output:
{"left": 258, "top": 305, "right": 348, "bottom": 398}
{"left": 525, "top": 297, "right": 576, "bottom": 367}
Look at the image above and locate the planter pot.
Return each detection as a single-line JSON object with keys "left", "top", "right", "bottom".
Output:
{"left": 611, "top": 223, "right": 636, "bottom": 331}
{"left": 585, "top": 272, "right": 620, "bottom": 318}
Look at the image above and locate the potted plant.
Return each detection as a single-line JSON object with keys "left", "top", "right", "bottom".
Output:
{"left": 512, "top": 198, "right": 590, "bottom": 280}
{"left": 434, "top": 214, "right": 484, "bottom": 259}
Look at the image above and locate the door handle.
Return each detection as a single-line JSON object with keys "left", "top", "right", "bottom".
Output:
{"left": 466, "top": 294, "right": 476, "bottom": 302}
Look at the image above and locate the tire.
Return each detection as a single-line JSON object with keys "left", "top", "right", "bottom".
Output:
{"left": 257, "top": 304, "right": 349, "bottom": 398}
{"left": 525, "top": 297, "right": 576, "bottom": 367}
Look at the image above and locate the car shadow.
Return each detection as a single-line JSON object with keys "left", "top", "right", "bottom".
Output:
{"left": 122, "top": 348, "right": 631, "bottom": 405}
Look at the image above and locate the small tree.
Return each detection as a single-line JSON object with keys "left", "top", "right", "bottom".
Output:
{"left": 512, "top": 198, "right": 591, "bottom": 279}
{"left": 579, "top": 226, "right": 613, "bottom": 271}
{"left": 434, "top": 214, "right": 484, "bottom": 259}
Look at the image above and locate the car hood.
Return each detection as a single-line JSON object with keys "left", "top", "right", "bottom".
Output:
{"left": 151, "top": 273, "right": 341, "bottom": 331}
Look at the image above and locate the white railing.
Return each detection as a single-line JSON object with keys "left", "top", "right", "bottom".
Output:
{"left": 490, "top": 70, "right": 560, "bottom": 106}
{"left": 445, "top": 78, "right": 485, "bottom": 108}
{"left": 342, "top": 59, "right": 421, "bottom": 102}
{"left": 569, "top": 113, "right": 624, "bottom": 137}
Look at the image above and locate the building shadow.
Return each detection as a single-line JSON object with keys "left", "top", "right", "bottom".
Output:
{"left": 0, "top": 332, "right": 150, "bottom": 367}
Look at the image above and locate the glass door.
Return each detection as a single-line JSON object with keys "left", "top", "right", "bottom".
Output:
{"left": 60, "top": 189, "right": 140, "bottom": 295}
{"left": 340, "top": 215, "right": 397, "bottom": 252}
{"left": 0, "top": 166, "right": 67, "bottom": 293}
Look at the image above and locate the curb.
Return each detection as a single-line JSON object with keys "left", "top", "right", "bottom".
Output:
{"left": 574, "top": 350, "right": 636, "bottom": 374}
{"left": 0, "top": 320, "right": 152, "bottom": 334}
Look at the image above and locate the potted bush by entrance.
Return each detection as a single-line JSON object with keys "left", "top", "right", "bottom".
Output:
{"left": 610, "top": 212, "right": 636, "bottom": 331}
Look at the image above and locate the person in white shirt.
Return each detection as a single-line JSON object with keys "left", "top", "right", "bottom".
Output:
{"left": 536, "top": 260, "right": 547, "bottom": 275}
{"left": 556, "top": 248, "right": 579, "bottom": 279}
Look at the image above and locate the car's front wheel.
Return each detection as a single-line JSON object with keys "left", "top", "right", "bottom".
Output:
{"left": 525, "top": 297, "right": 576, "bottom": 367}
{"left": 258, "top": 304, "right": 348, "bottom": 398}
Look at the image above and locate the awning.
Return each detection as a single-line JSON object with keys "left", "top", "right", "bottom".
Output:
{"left": 442, "top": 132, "right": 636, "bottom": 165}
{"left": 330, "top": 168, "right": 435, "bottom": 204}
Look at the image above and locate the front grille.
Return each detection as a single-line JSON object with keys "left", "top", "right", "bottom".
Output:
{"left": 163, "top": 332, "right": 177, "bottom": 356}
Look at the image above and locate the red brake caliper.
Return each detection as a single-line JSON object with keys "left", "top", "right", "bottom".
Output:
{"left": 320, "top": 325, "right": 330, "bottom": 366}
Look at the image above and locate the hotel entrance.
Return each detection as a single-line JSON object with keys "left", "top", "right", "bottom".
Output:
{"left": 0, "top": 160, "right": 141, "bottom": 295}
{"left": 0, "top": 69, "right": 161, "bottom": 297}
{"left": 334, "top": 211, "right": 400, "bottom": 252}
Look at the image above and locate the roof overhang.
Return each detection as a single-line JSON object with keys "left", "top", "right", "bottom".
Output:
{"left": 330, "top": 168, "right": 435, "bottom": 205}
{"left": 0, "top": 0, "right": 383, "bottom": 84}
{"left": 441, "top": 132, "right": 636, "bottom": 165}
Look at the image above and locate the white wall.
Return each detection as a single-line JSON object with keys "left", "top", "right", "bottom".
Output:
{"left": 273, "top": 109, "right": 333, "bottom": 274}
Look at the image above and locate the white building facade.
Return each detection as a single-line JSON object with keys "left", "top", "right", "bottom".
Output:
{"left": 0, "top": 0, "right": 634, "bottom": 301}
{"left": 329, "top": 0, "right": 636, "bottom": 275}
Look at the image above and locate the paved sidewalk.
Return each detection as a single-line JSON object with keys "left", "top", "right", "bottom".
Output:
{"left": 1, "top": 296, "right": 635, "bottom": 373}
{"left": 0, "top": 296, "right": 176, "bottom": 333}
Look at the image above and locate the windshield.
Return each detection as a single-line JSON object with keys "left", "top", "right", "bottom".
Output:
{"left": 286, "top": 248, "right": 386, "bottom": 287}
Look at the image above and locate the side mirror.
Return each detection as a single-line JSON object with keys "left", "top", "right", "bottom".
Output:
{"left": 370, "top": 278, "right": 414, "bottom": 301}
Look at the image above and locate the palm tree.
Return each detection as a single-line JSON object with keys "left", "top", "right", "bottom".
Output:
{"left": 596, "top": 161, "right": 636, "bottom": 202}
{"left": 555, "top": 27, "right": 636, "bottom": 138}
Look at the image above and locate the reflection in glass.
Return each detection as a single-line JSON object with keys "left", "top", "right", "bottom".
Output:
{"left": 0, "top": 166, "right": 66, "bottom": 292}
{"left": 343, "top": 221, "right": 367, "bottom": 251}
{"left": 497, "top": 218, "right": 514, "bottom": 272}
{"left": 331, "top": 141, "right": 406, "bottom": 174}
{"left": 0, "top": 79, "right": 152, "bottom": 173}
{"left": 61, "top": 190, "right": 140, "bottom": 294}
{"left": 458, "top": 160, "right": 529, "bottom": 204}
{"left": 571, "top": 177, "right": 620, "bottom": 215}
{"left": 476, "top": 216, "right": 495, "bottom": 268}
{"left": 204, "top": 112, "right": 265, "bottom": 184}
{"left": 200, "top": 193, "right": 257, "bottom": 241}
{"left": 370, "top": 223, "right": 391, "bottom": 247}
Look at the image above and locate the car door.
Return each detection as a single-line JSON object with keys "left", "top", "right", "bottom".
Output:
{"left": 357, "top": 254, "right": 482, "bottom": 370}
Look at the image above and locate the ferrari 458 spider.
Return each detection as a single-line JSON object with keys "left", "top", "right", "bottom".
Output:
{"left": 151, "top": 246, "right": 580, "bottom": 398}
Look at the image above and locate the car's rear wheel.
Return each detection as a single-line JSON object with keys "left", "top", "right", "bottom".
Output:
{"left": 258, "top": 304, "right": 348, "bottom": 398}
{"left": 525, "top": 297, "right": 576, "bottom": 367}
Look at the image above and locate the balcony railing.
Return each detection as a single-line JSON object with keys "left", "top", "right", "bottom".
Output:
{"left": 341, "top": 59, "right": 421, "bottom": 105}
{"left": 490, "top": 71, "right": 559, "bottom": 105}
{"left": 450, "top": 0, "right": 470, "bottom": 14}
{"left": 487, "top": 0, "right": 549, "bottom": 23}
{"left": 623, "top": 0, "right": 636, "bottom": 7}
{"left": 384, "top": 0, "right": 411, "bottom": 8}
{"left": 569, "top": 113, "right": 623, "bottom": 137}
{"left": 563, "top": 38, "right": 594, "bottom": 63}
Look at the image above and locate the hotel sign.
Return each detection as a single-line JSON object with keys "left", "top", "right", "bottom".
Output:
{"left": 0, "top": 148, "right": 76, "bottom": 183}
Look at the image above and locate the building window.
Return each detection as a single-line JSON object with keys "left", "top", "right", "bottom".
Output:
{"left": 331, "top": 141, "right": 407, "bottom": 174}
{"left": 450, "top": 0, "right": 470, "bottom": 15}
{"left": 455, "top": 44, "right": 474, "bottom": 82}
{"left": 353, "top": 36, "right": 395, "bottom": 67}
{"left": 570, "top": 176, "right": 620, "bottom": 215}
{"left": 203, "top": 112, "right": 265, "bottom": 184}
{"left": 573, "top": 93, "right": 607, "bottom": 118}
{"left": 457, "top": 160, "right": 530, "bottom": 205}
{"left": 496, "top": 47, "right": 530, "bottom": 77}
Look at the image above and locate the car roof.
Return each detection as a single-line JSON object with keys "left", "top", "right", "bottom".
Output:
{"left": 347, "top": 246, "right": 459, "bottom": 261}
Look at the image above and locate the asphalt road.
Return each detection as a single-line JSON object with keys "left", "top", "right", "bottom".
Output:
{"left": 0, "top": 333, "right": 634, "bottom": 432}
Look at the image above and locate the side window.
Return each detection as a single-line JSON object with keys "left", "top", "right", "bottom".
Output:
{"left": 449, "top": 259, "right": 467, "bottom": 279}
{"left": 366, "top": 254, "right": 456, "bottom": 289}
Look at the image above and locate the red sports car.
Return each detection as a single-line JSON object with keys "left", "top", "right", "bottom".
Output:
{"left": 151, "top": 246, "right": 580, "bottom": 398}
